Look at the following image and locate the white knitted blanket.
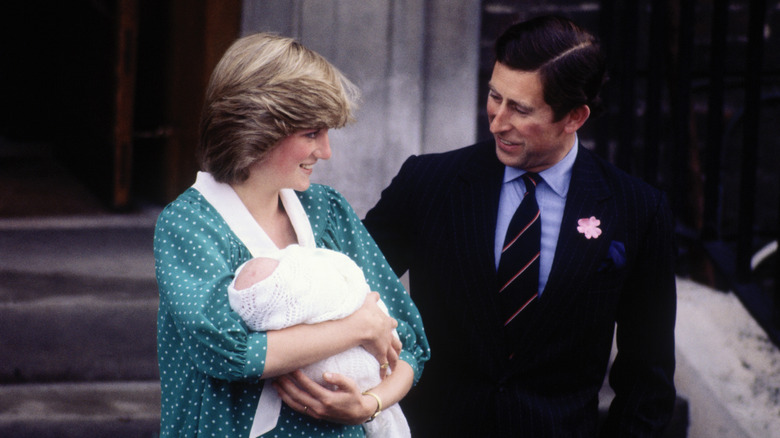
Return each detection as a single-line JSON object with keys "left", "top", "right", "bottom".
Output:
{"left": 228, "top": 245, "right": 409, "bottom": 438}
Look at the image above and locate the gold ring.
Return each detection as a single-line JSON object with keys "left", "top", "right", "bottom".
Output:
{"left": 304, "top": 406, "right": 308, "bottom": 412}
{"left": 380, "top": 362, "right": 390, "bottom": 369}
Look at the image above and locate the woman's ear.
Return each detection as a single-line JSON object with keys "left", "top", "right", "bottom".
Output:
{"left": 564, "top": 105, "right": 591, "bottom": 134}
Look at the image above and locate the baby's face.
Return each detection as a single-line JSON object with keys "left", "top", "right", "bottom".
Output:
{"left": 234, "top": 256, "right": 280, "bottom": 290}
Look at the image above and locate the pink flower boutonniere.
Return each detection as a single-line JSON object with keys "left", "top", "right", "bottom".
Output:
{"left": 577, "top": 216, "right": 602, "bottom": 239}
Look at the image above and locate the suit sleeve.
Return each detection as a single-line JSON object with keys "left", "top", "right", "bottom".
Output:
{"left": 602, "top": 192, "right": 677, "bottom": 437}
{"left": 363, "top": 155, "right": 419, "bottom": 278}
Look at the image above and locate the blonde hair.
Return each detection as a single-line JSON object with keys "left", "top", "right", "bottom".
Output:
{"left": 199, "top": 33, "right": 360, "bottom": 184}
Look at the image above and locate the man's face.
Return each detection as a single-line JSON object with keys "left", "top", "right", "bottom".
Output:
{"left": 487, "top": 62, "right": 578, "bottom": 172}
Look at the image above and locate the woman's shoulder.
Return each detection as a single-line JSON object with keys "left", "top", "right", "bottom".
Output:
{"left": 160, "top": 187, "right": 205, "bottom": 213}
{"left": 154, "top": 187, "right": 246, "bottom": 269}
{"left": 294, "top": 184, "right": 365, "bottom": 246}
{"left": 297, "top": 183, "right": 343, "bottom": 199}
{"left": 155, "top": 187, "right": 230, "bottom": 234}
{"left": 295, "top": 184, "right": 352, "bottom": 213}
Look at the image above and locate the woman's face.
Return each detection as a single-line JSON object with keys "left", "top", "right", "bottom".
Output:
{"left": 257, "top": 128, "right": 332, "bottom": 191}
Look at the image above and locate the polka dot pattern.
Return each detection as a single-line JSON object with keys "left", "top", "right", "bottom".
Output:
{"left": 153, "top": 184, "right": 430, "bottom": 437}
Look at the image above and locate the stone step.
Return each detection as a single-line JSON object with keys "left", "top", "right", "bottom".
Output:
{"left": 0, "top": 225, "right": 156, "bottom": 280}
{"left": 0, "top": 270, "right": 159, "bottom": 383}
{"left": 0, "top": 215, "right": 162, "bottom": 436}
{"left": 0, "top": 381, "right": 160, "bottom": 438}
{"left": 0, "top": 219, "right": 160, "bottom": 383}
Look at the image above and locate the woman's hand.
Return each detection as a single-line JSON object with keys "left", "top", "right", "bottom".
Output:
{"left": 272, "top": 370, "right": 375, "bottom": 425}
{"left": 348, "top": 292, "right": 402, "bottom": 378}
{"left": 263, "top": 292, "right": 402, "bottom": 379}
{"left": 273, "top": 360, "right": 415, "bottom": 426}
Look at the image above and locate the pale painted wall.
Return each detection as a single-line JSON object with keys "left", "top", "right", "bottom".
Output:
{"left": 241, "top": 0, "right": 482, "bottom": 217}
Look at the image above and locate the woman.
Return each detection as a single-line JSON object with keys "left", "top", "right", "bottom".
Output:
{"left": 153, "top": 33, "right": 430, "bottom": 438}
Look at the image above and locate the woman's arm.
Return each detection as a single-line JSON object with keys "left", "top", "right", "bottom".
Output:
{"left": 155, "top": 196, "right": 268, "bottom": 382}
{"left": 272, "top": 185, "right": 430, "bottom": 424}
{"left": 263, "top": 292, "right": 401, "bottom": 378}
{"left": 273, "top": 359, "right": 415, "bottom": 425}
{"left": 304, "top": 185, "right": 431, "bottom": 382}
{"left": 158, "top": 195, "right": 398, "bottom": 383}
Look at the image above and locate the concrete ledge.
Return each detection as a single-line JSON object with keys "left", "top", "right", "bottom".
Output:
{"left": 0, "top": 381, "right": 160, "bottom": 438}
{"left": 675, "top": 278, "right": 780, "bottom": 438}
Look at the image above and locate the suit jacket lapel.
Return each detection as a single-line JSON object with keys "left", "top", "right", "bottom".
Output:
{"left": 546, "top": 147, "right": 615, "bottom": 294}
{"left": 506, "top": 147, "right": 616, "bottom": 364}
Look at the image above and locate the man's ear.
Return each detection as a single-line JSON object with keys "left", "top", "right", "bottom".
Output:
{"left": 564, "top": 105, "right": 591, "bottom": 134}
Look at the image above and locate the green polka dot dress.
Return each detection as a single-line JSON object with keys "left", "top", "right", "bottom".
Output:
{"left": 154, "top": 182, "right": 430, "bottom": 437}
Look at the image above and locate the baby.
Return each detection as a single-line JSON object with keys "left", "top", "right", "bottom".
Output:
{"left": 228, "top": 244, "right": 409, "bottom": 438}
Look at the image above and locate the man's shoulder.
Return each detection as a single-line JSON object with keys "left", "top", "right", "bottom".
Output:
{"left": 578, "top": 146, "right": 665, "bottom": 200}
{"left": 414, "top": 139, "right": 495, "bottom": 162}
{"left": 401, "top": 139, "right": 499, "bottom": 176}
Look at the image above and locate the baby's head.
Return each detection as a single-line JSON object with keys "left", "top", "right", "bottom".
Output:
{"left": 233, "top": 256, "right": 280, "bottom": 290}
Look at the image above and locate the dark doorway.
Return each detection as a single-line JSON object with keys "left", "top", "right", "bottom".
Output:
{"left": 0, "top": 0, "right": 240, "bottom": 217}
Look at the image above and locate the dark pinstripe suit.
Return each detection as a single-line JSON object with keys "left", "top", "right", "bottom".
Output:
{"left": 364, "top": 139, "right": 677, "bottom": 437}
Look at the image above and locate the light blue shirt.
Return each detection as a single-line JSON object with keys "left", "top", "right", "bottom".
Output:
{"left": 494, "top": 138, "right": 578, "bottom": 295}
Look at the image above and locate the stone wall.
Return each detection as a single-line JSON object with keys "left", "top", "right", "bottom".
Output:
{"left": 241, "top": 0, "right": 481, "bottom": 217}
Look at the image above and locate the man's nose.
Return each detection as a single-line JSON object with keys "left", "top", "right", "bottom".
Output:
{"left": 489, "top": 105, "right": 509, "bottom": 133}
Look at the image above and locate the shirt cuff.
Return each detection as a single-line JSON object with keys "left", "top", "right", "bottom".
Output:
{"left": 243, "top": 331, "right": 268, "bottom": 378}
{"left": 399, "top": 350, "right": 422, "bottom": 384}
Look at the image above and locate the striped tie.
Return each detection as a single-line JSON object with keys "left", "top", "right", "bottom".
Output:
{"left": 497, "top": 172, "right": 541, "bottom": 339}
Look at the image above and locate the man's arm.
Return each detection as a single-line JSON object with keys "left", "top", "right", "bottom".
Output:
{"left": 363, "top": 155, "right": 419, "bottom": 278}
{"left": 602, "top": 193, "right": 677, "bottom": 437}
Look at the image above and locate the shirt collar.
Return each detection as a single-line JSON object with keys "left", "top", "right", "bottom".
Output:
{"left": 503, "top": 135, "right": 579, "bottom": 198}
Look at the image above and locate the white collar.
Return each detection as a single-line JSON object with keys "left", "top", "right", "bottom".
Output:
{"left": 502, "top": 135, "right": 579, "bottom": 198}
{"left": 192, "top": 171, "right": 315, "bottom": 256}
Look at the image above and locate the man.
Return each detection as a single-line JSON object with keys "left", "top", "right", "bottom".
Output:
{"left": 363, "top": 15, "right": 676, "bottom": 437}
